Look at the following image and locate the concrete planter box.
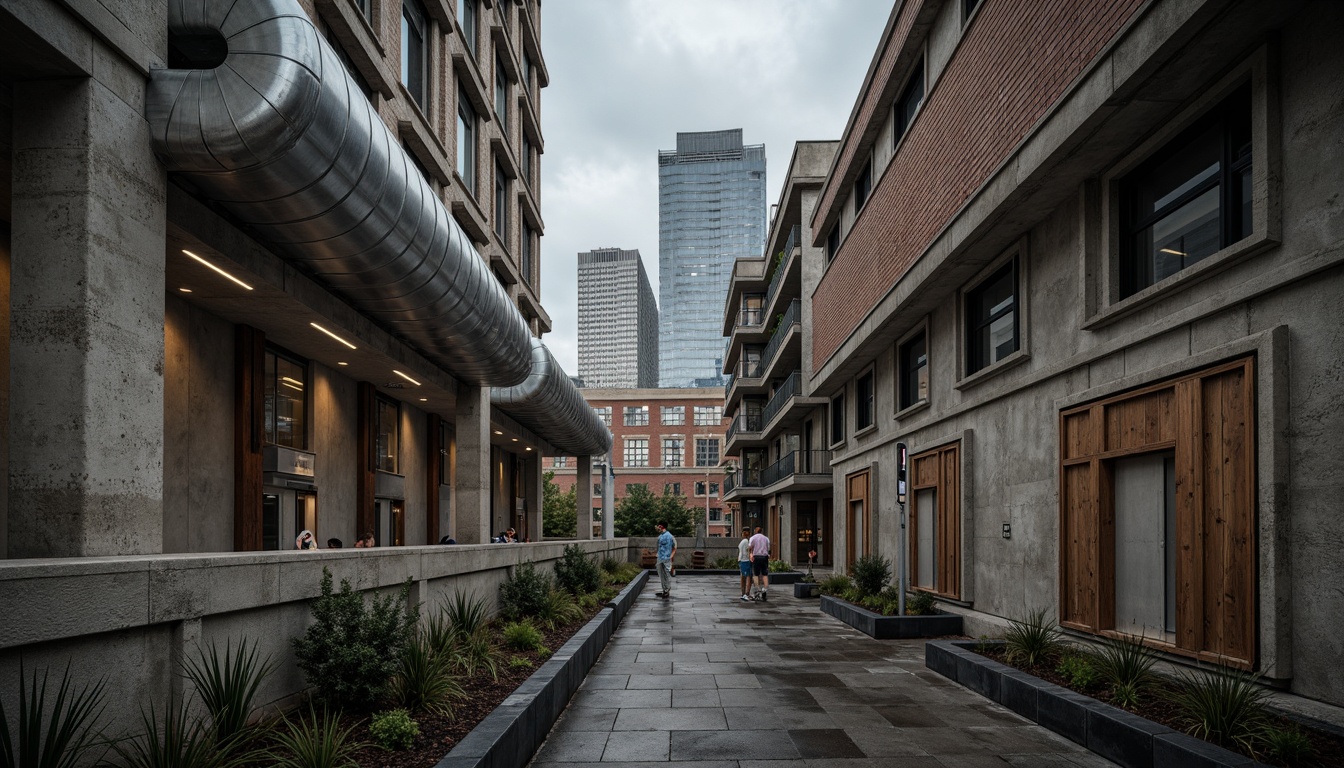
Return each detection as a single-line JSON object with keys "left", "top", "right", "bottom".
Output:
{"left": 434, "top": 570, "right": 649, "bottom": 768}
{"left": 819, "top": 595, "right": 964, "bottom": 639}
{"left": 925, "top": 640, "right": 1261, "bottom": 768}
{"left": 765, "top": 571, "right": 805, "bottom": 585}
{"left": 793, "top": 581, "right": 820, "bottom": 598}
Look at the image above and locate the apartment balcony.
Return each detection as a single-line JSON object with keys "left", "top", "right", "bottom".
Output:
{"left": 722, "top": 306, "right": 769, "bottom": 373}
{"left": 724, "top": 411, "right": 766, "bottom": 453}
{"left": 763, "top": 225, "right": 802, "bottom": 319}
{"left": 721, "top": 258, "right": 769, "bottom": 336}
{"left": 759, "top": 450, "right": 833, "bottom": 494}
{"left": 760, "top": 371, "right": 827, "bottom": 441}
{"left": 723, "top": 355, "right": 768, "bottom": 411}
{"left": 722, "top": 466, "right": 764, "bottom": 502}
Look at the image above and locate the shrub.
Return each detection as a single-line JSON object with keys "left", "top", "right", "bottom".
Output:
{"left": 767, "top": 559, "right": 792, "bottom": 573}
{"left": 537, "top": 588, "right": 583, "bottom": 630}
{"left": 502, "top": 621, "right": 545, "bottom": 651}
{"left": 368, "top": 709, "right": 418, "bottom": 751}
{"left": 1093, "top": 633, "right": 1157, "bottom": 708}
{"left": 713, "top": 555, "right": 738, "bottom": 570}
{"left": 905, "top": 591, "right": 936, "bottom": 616}
{"left": 818, "top": 574, "right": 853, "bottom": 596}
{"left": 1003, "top": 609, "right": 1062, "bottom": 667}
{"left": 851, "top": 554, "right": 893, "bottom": 597}
{"left": 291, "top": 569, "right": 417, "bottom": 712}
{"left": 601, "top": 557, "right": 622, "bottom": 575}
{"left": 1260, "top": 724, "right": 1316, "bottom": 766}
{"left": 1056, "top": 653, "right": 1100, "bottom": 690}
{"left": 391, "top": 634, "right": 463, "bottom": 716}
{"left": 0, "top": 661, "right": 108, "bottom": 768}
{"left": 109, "top": 702, "right": 225, "bottom": 768}
{"left": 555, "top": 545, "right": 602, "bottom": 596}
{"left": 440, "top": 590, "right": 492, "bottom": 645}
{"left": 1168, "top": 666, "right": 1270, "bottom": 754}
{"left": 499, "top": 561, "right": 553, "bottom": 622}
{"left": 595, "top": 585, "right": 619, "bottom": 601}
{"left": 449, "top": 627, "right": 501, "bottom": 681}
{"left": 508, "top": 657, "right": 534, "bottom": 671}
{"left": 577, "top": 592, "right": 601, "bottom": 611}
{"left": 604, "top": 563, "right": 641, "bottom": 585}
{"left": 180, "top": 637, "right": 275, "bottom": 749}
{"left": 266, "top": 702, "right": 362, "bottom": 768}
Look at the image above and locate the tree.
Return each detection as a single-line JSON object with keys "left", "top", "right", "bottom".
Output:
{"left": 614, "top": 485, "right": 695, "bottom": 537}
{"left": 543, "top": 470, "right": 577, "bottom": 537}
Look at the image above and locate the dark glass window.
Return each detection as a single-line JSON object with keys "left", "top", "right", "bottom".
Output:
{"left": 321, "top": 21, "right": 373, "bottom": 102}
{"left": 457, "top": 89, "right": 476, "bottom": 193}
{"left": 495, "top": 57, "right": 509, "bottom": 125}
{"left": 856, "top": 371, "right": 875, "bottom": 430}
{"left": 826, "top": 224, "right": 840, "bottom": 262}
{"left": 893, "top": 58, "right": 925, "bottom": 147}
{"left": 401, "top": 0, "right": 427, "bottom": 109}
{"left": 375, "top": 396, "right": 399, "bottom": 473}
{"left": 830, "top": 393, "right": 846, "bottom": 446}
{"left": 264, "top": 348, "right": 307, "bottom": 448}
{"left": 854, "top": 158, "right": 872, "bottom": 213}
{"left": 522, "top": 135, "right": 533, "bottom": 186}
{"left": 964, "top": 0, "right": 983, "bottom": 21}
{"left": 521, "top": 220, "right": 534, "bottom": 285}
{"left": 494, "top": 161, "right": 509, "bottom": 240}
{"left": 899, "top": 331, "right": 929, "bottom": 410}
{"left": 457, "top": 0, "right": 477, "bottom": 56}
{"left": 966, "top": 260, "right": 1018, "bottom": 374}
{"left": 1119, "top": 84, "right": 1252, "bottom": 299}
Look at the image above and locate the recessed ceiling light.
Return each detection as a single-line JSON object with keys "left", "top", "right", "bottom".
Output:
{"left": 179, "top": 287, "right": 192, "bottom": 293}
{"left": 419, "top": 398, "right": 428, "bottom": 402}
{"left": 392, "top": 369, "right": 421, "bottom": 386}
{"left": 525, "top": 446, "right": 533, "bottom": 451}
{"left": 311, "top": 323, "right": 357, "bottom": 350}
{"left": 337, "top": 361, "right": 349, "bottom": 366}
{"left": 494, "top": 430, "right": 504, "bottom": 435}
{"left": 182, "top": 250, "right": 253, "bottom": 290}
{"left": 511, "top": 437, "right": 518, "bottom": 442}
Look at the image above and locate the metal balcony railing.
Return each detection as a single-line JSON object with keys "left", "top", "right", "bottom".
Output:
{"left": 737, "top": 307, "right": 765, "bottom": 328}
{"left": 761, "top": 450, "right": 833, "bottom": 487}
{"left": 760, "top": 299, "right": 801, "bottom": 374}
{"left": 725, "top": 412, "right": 764, "bottom": 441}
{"left": 735, "top": 357, "right": 765, "bottom": 380}
{"left": 724, "top": 467, "right": 763, "bottom": 495}
{"left": 765, "top": 225, "right": 800, "bottom": 309}
{"left": 761, "top": 371, "right": 802, "bottom": 429}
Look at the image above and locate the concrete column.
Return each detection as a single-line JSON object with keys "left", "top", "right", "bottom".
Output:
{"left": 576, "top": 456, "right": 593, "bottom": 540}
{"left": 9, "top": 77, "right": 166, "bottom": 558}
{"left": 454, "top": 384, "right": 492, "bottom": 544}
{"left": 523, "top": 454, "right": 541, "bottom": 542}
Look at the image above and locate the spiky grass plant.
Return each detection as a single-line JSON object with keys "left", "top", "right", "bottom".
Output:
{"left": 390, "top": 634, "right": 464, "bottom": 717}
{"left": 1168, "top": 666, "right": 1270, "bottom": 755}
{"left": 818, "top": 573, "right": 853, "bottom": 596}
{"left": 1260, "top": 724, "right": 1316, "bottom": 766}
{"left": 1093, "top": 633, "right": 1158, "bottom": 708}
{"left": 265, "top": 703, "right": 362, "bottom": 768}
{"left": 0, "top": 661, "right": 107, "bottom": 768}
{"left": 536, "top": 588, "right": 582, "bottom": 630}
{"left": 108, "top": 702, "right": 228, "bottom": 768}
{"left": 501, "top": 621, "right": 545, "bottom": 652}
{"left": 450, "top": 627, "right": 501, "bottom": 681}
{"left": 440, "top": 590, "right": 491, "bottom": 645}
{"left": 1003, "top": 609, "right": 1062, "bottom": 667}
{"left": 180, "top": 637, "right": 275, "bottom": 748}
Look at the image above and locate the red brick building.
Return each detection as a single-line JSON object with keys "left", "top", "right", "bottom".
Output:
{"left": 544, "top": 387, "right": 734, "bottom": 537}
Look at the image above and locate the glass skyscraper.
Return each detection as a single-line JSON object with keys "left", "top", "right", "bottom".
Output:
{"left": 658, "top": 129, "right": 767, "bottom": 388}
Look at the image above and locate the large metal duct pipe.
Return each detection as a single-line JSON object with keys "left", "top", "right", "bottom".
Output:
{"left": 493, "top": 340, "right": 612, "bottom": 457}
{"left": 147, "top": 0, "right": 531, "bottom": 386}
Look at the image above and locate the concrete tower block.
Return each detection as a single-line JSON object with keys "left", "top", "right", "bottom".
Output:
{"left": 9, "top": 77, "right": 167, "bottom": 557}
{"left": 455, "top": 383, "right": 492, "bottom": 544}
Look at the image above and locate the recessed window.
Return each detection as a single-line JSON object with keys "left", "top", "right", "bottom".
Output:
{"left": 375, "top": 396, "right": 400, "bottom": 473}
{"left": 552, "top": 456, "right": 568, "bottom": 468}
{"left": 494, "top": 56, "right": 509, "bottom": 125}
{"left": 400, "top": 0, "right": 428, "bottom": 109}
{"left": 694, "top": 438, "right": 720, "bottom": 468}
{"left": 963, "top": 0, "right": 983, "bottom": 22}
{"left": 661, "top": 437, "right": 684, "bottom": 467}
{"left": 494, "top": 160, "right": 509, "bottom": 240}
{"left": 966, "top": 259, "right": 1018, "bottom": 375}
{"left": 693, "top": 405, "right": 721, "bottom": 426}
{"left": 457, "top": 89, "right": 476, "bottom": 193}
{"left": 321, "top": 21, "right": 373, "bottom": 102}
{"left": 1118, "top": 84, "right": 1252, "bottom": 300}
{"left": 522, "top": 135, "right": 533, "bottom": 186}
{"left": 623, "top": 405, "right": 649, "bottom": 427}
{"left": 899, "top": 331, "right": 929, "bottom": 410}
{"left": 264, "top": 348, "right": 307, "bottom": 449}
{"left": 893, "top": 58, "right": 925, "bottom": 148}
{"left": 853, "top": 157, "right": 872, "bottom": 214}
{"left": 826, "top": 224, "right": 840, "bottom": 263}
{"left": 594, "top": 406, "right": 611, "bottom": 426}
{"left": 521, "top": 220, "right": 534, "bottom": 286}
{"left": 856, "top": 371, "right": 875, "bottom": 431}
{"left": 354, "top": 0, "right": 372, "bottom": 21}
{"left": 623, "top": 438, "right": 649, "bottom": 468}
{"left": 830, "top": 392, "right": 846, "bottom": 446}
{"left": 665, "top": 482, "right": 681, "bottom": 496}
{"left": 523, "top": 51, "right": 533, "bottom": 95}
{"left": 660, "top": 405, "right": 685, "bottom": 425}
{"left": 457, "top": 0, "right": 477, "bottom": 57}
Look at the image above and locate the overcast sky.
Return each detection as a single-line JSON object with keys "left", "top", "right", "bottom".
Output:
{"left": 538, "top": 0, "right": 894, "bottom": 374}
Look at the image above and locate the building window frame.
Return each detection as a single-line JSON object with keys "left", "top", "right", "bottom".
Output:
{"left": 456, "top": 88, "right": 477, "bottom": 195}
{"left": 829, "top": 391, "right": 846, "bottom": 448}
{"left": 623, "top": 405, "right": 649, "bottom": 427}
{"left": 660, "top": 405, "right": 685, "bottom": 426}
{"left": 910, "top": 441, "right": 962, "bottom": 599}
{"left": 594, "top": 406, "right": 612, "bottom": 426}
{"left": 693, "top": 405, "right": 721, "bottom": 426}
{"left": 853, "top": 156, "right": 873, "bottom": 215}
{"left": 457, "top": 0, "right": 477, "bottom": 57}
{"left": 825, "top": 224, "right": 840, "bottom": 263}
{"left": 957, "top": 241, "right": 1029, "bottom": 387}
{"left": 661, "top": 436, "right": 684, "bottom": 468}
{"left": 623, "top": 437, "right": 649, "bottom": 468}
{"left": 962, "top": 0, "right": 985, "bottom": 26}
{"left": 892, "top": 56, "right": 926, "bottom": 152}
{"left": 896, "top": 319, "right": 931, "bottom": 416}
{"left": 494, "top": 159, "right": 509, "bottom": 242}
{"left": 855, "top": 366, "right": 876, "bottom": 435}
{"left": 694, "top": 437, "right": 720, "bottom": 468}
{"left": 374, "top": 395, "right": 400, "bottom": 474}
{"left": 520, "top": 219, "right": 534, "bottom": 286}
{"left": 494, "top": 55, "right": 509, "bottom": 127}
{"left": 400, "top": 0, "right": 429, "bottom": 110}
{"left": 264, "top": 346, "right": 309, "bottom": 450}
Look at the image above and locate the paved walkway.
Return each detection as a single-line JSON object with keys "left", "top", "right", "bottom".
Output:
{"left": 529, "top": 576, "right": 1115, "bottom": 767}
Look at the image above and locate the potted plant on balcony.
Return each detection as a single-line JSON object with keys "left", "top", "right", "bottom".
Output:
{"left": 794, "top": 550, "right": 820, "bottom": 598}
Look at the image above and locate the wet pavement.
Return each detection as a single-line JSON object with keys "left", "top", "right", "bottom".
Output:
{"left": 529, "top": 576, "right": 1115, "bottom": 766}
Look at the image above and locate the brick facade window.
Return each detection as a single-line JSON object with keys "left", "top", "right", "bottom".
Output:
{"left": 623, "top": 406, "right": 649, "bottom": 426}
{"left": 693, "top": 405, "right": 721, "bottom": 426}
{"left": 660, "top": 405, "right": 685, "bottom": 425}
{"left": 623, "top": 438, "right": 648, "bottom": 468}
{"left": 661, "top": 437, "right": 683, "bottom": 467}
{"left": 694, "top": 438, "right": 720, "bottom": 467}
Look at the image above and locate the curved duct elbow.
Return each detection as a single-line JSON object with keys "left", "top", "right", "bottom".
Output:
{"left": 492, "top": 339, "right": 612, "bottom": 457}
{"left": 146, "top": 0, "right": 532, "bottom": 386}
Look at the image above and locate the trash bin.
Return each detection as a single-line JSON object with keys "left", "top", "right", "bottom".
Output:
{"left": 692, "top": 550, "right": 706, "bottom": 569}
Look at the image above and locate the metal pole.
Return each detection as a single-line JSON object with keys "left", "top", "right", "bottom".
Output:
{"left": 897, "top": 500, "right": 907, "bottom": 617}
{"left": 602, "top": 463, "right": 614, "bottom": 539}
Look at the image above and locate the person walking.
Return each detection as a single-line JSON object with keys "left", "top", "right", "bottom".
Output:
{"left": 748, "top": 526, "right": 771, "bottom": 601}
{"left": 654, "top": 521, "right": 677, "bottom": 599}
{"left": 737, "top": 527, "right": 754, "bottom": 601}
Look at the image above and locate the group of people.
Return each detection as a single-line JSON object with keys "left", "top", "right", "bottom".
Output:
{"left": 651, "top": 523, "right": 773, "bottom": 602}
{"left": 493, "top": 528, "right": 520, "bottom": 543}
{"left": 294, "top": 531, "right": 375, "bottom": 550}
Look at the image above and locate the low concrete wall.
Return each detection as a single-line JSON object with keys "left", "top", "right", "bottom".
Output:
{"left": 0, "top": 540, "right": 627, "bottom": 734}
{"left": 626, "top": 536, "right": 743, "bottom": 567}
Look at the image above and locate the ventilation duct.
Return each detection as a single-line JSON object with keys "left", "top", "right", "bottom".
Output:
{"left": 493, "top": 339, "right": 612, "bottom": 456}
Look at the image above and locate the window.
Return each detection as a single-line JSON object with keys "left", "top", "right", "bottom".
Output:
{"left": 494, "top": 57, "right": 509, "bottom": 125}
{"left": 522, "top": 52, "right": 533, "bottom": 95}
{"left": 375, "top": 396, "right": 399, "bottom": 473}
{"left": 594, "top": 406, "right": 611, "bottom": 426}
{"left": 664, "top": 482, "right": 681, "bottom": 496}
{"left": 709, "top": 508, "right": 722, "bottom": 522}
{"left": 856, "top": 370, "right": 875, "bottom": 431}
{"left": 439, "top": 420, "right": 452, "bottom": 483}
{"left": 521, "top": 220, "right": 534, "bottom": 285}
{"left": 1119, "top": 85, "right": 1252, "bottom": 300}
{"left": 825, "top": 224, "right": 840, "bottom": 263}
{"left": 660, "top": 405, "right": 685, "bottom": 425}
{"left": 552, "top": 456, "right": 568, "bottom": 468}
{"left": 710, "top": 482, "right": 719, "bottom": 496}
{"left": 899, "top": 331, "right": 929, "bottom": 410}
{"left": 911, "top": 442, "right": 961, "bottom": 598}
{"left": 661, "top": 437, "right": 683, "bottom": 467}
{"left": 522, "top": 135, "right": 532, "bottom": 186}
{"left": 963, "top": 0, "right": 983, "bottom": 22}
{"left": 623, "top": 406, "right": 649, "bottom": 426}
{"left": 457, "top": 89, "right": 476, "bottom": 193}
{"left": 830, "top": 393, "right": 846, "bottom": 446}
{"left": 693, "top": 405, "right": 721, "bottom": 426}
{"left": 853, "top": 157, "right": 872, "bottom": 213}
{"left": 694, "top": 438, "right": 720, "bottom": 468}
{"left": 494, "top": 161, "right": 509, "bottom": 240}
{"left": 623, "top": 438, "right": 648, "bottom": 468}
{"left": 401, "top": 0, "right": 428, "bottom": 109}
{"left": 694, "top": 481, "right": 719, "bottom": 497}
{"left": 264, "top": 348, "right": 307, "bottom": 448}
{"left": 965, "top": 259, "right": 1018, "bottom": 375}
{"left": 353, "top": 0, "right": 372, "bottom": 20}
{"left": 592, "top": 483, "right": 602, "bottom": 496}
{"left": 457, "top": 0, "right": 476, "bottom": 57}
{"left": 321, "top": 21, "right": 374, "bottom": 102}
{"left": 893, "top": 58, "right": 925, "bottom": 147}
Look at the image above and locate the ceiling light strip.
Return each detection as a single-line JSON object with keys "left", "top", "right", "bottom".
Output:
{"left": 392, "top": 370, "right": 422, "bottom": 386}
{"left": 310, "top": 323, "right": 357, "bottom": 350}
{"left": 182, "top": 250, "right": 253, "bottom": 290}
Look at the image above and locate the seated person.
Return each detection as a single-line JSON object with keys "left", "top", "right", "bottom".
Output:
{"left": 326, "top": 537, "right": 343, "bottom": 548}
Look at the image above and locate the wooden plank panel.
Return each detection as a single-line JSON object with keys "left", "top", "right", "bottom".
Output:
{"left": 1097, "top": 459, "right": 1115, "bottom": 630}
{"left": 1203, "top": 364, "right": 1254, "bottom": 662}
{"left": 1061, "top": 462, "right": 1097, "bottom": 628}
{"left": 1062, "top": 411, "right": 1092, "bottom": 460}
{"left": 427, "top": 413, "right": 442, "bottom": 545}
{"left": 1174, "top": 378, "right": 1204, "bottom": 652}
{"left": 233, "top": 325, "right": 264, "bottom": 551}
{"left": 941, "top": 445, "right": 961, "bottom": 598}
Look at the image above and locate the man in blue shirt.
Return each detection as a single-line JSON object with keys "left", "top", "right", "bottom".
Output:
{"left": 655, "top": 522, "right": 677, "bottom": 599}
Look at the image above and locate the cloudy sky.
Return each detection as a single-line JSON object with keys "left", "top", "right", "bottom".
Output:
{"left": 538, "top": 0, "right": 894, "bottom": 374}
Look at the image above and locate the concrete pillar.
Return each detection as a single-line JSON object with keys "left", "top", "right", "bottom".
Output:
{"left": 9, "top": 77, "right": 167, "bottom": 557}
{"left": 523, "top": 453, "right": 541, "bottom": 542}
{"left": 454, "top": 384, "right": 492, "bottom": 544}
{"left": 576, "top": 456, "right": 593, "bottom": 540}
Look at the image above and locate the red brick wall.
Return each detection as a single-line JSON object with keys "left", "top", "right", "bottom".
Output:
{"left": 812, "top": 0, "right": 1145, "bottom": 370}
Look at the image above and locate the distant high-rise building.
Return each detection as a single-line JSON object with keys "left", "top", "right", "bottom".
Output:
{"left": 577, "top": 248, "right": 660, "bottom": 388}
{"left": 658, "top": 129, "right": 767, "bottom": 388}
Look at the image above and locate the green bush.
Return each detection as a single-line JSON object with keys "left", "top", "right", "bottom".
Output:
{"left": 109, "top": 700, "right": 225, "bottom": 768}
{"left": 0, "top": 661, "right": 107, "bottom": 768}
{"left": 537, "top": 588, "right": 583, "bottom": 630}
{"left": 555, "top": 545, "right": 602, "bottom": 596}
{"left": 1056, "top": 652, "right": 1100, "bottom": 690}
{"left": 577, "top": 592, "right": 600, "bottom": 611}
{"left": 851, "top": 554, "right": 893, "bottom": 597}
{"left": 1260, "top": 724, "right": 1316, "bottom": 766}
{"left": 1003, "top": 609, "right": 1062, "bottom": 667}
{"left": 767, "top": 559, "right": 792, "bottom": 573}
{"left": 499, "top": 561, "right": 553, "bottom": 622}
{"left": 601, "top": 557, "right": 622, "bottom": 575}
{"left": 266, "top": 702, "right": 362, "bottom": 768}
{"left": 440, "top": 590, "right": 492, "bottom": 644}
{"left": 1168, "top": 666, "right": 1270, "bottom": 754}
{"left": 905, "top": 590, "right": 936, "bottom": 616}
{"left": 713, "top": 555, "right": 738, "bottom": 570}
{"left": 603, "top": 563, "right": 640, "bottom": 585}
{"left": 391, "top": 634, "right": 463, "bottom": 716}
{"left": 595, "top": 585, "right": 619, "bottom": 601}
{"left": 368, "top": 709, "right": 418, "bottom": 751}
{"left": 291, "top": 569, "right": 417, "bottom": 711}
{"left": 449, "top": 626, "right": 501, "bottom": 681}
{"left": 818, "top": 574, "right": 853, "bottom": 596}
{"left": 1093, "top": 633, "right": 1157, "bottom": 708}
{"left": 180, "top": 637, "right": 275, "bottom": 749}
{"left": 502, "top": 621, "right": 545, "bottom": 651}
{"left": 508, "top": 656, "right": 534, "bottom": 671}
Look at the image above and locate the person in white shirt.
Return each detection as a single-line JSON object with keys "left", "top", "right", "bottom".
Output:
{"left": 737, "top": 527, "right": 753, "bottom": 601}
{"left": 748, "top": 526, "right": 771, "bottom": 601}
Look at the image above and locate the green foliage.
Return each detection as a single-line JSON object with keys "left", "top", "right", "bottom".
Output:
{"left": 577, "top": 592, "right": 600, "bottom": 611}
{"left": 291, "top": 569, "right": 417, "bottom": 712}
{"left": 538, "top": 589, "right": 583, "bottom": 630}
{"left": 266, "top": 703, "right": 362, "bottom": 768}
{"left": 108, "top": 701, "right": 226, "bottom": 768}
{"left": 450, "top": 627, "right": 501, "bottom": 681}
{"left": 180, "top": 637, "right": 275, "bottom": 749}
{"left": 502, "top": 621, "right": 545, "bottom": 651}
{"left": 1260, "top": 724, "right": 1316, "bottom": 766}
{"left": 905, "top": 590, "right": 937, "bottom": 616}
{"left": 713, "top": 555, "right": 739, "bottom": 570}
{"left": 767, "top": 559, "right": 792, "bottom": 573}
{"left": 1093, "top": 633, "right": 1158, "bottom": 707}
{"left": 974, "top": 635, "right": 994, "bottom": 654}
{"left": 0, "top": 661, "right": 107, "bottom": 768}
{"left": 595, "top": 585, "right": 619, "bottom": 601}
{"left": 1056, "top": 653, "right": 1101, "bottom": 691}
{"left": 603, "top": 563, "right": 640, "bottom": 585}
{"left": 850, "top": 554, "right": 893, "bottom": 597}
{"left": 613, "top": 485, "right": 695, "bottom": 537}
{"left": 537, "top": 647, "right": 552, "bottom": 659}
{"left": 1168, "top": 666, "right": 1270, "bottom": 754}
{"left": 439, "top": 591, "right": 491, "bottom": 644}
{"left": 507, "top": 657, "right": 534, "bottom": 671}
{"left": 600, "top": 557, "right": 622, "bottom": 575}
{"left": 391, "top": 634, "right": 463, "bottom": 716}
{"left": 818, "top": 574, "right": 853, "bottom": 596}
{"left": 542, "top": 471, "right": 577, "bottom": 538}
{"left": 1003, "top": 609, "right": 1062, "bottom": 667}
{"left": 499, "top": 561, "right": 553, "bottom": 622}
{"left": 368, "top": 709, "right": 418, "bottom": 752}
{"left": 554, "top": 544, "right": 602, "bottom": 596}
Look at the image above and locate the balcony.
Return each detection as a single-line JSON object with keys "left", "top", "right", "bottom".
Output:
{"left": 759, "top": 371, "right": 827, "bottom": 440}
{"left": 726, "top": 300, "right": 800, "bottom": 412}
{"left": 723, "top": 303, "right": 769, "bottom": 373}
{"left": 724, "top": 411, "right": 765, "bottom": 452}
{"left": 722, "top": 467, "right": 764, "bottom": 501}
{"left": 760, "top": 450, "right": 833, "bottom": 493}
{"left": 764, "top": 225, "right": 800, "bottom": 312}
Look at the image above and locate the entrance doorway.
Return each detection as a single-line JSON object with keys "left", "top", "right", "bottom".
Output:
{"left": 374, "top": 498, "right": 406, "bottom": 547}
{"left": 796, "top": 501, "right": 823, "bottom": 565}
{"left": 262, "top": 489, "right": 317, "bottom": 550}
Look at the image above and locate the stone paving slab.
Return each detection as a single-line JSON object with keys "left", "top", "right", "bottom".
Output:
{"left": 528, "top": 578, "right": 1115, "bottom": 766}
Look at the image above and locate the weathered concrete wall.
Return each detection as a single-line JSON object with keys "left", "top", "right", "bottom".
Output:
{"left": 313, "top": 363, "right": 359, "bottom": 545}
